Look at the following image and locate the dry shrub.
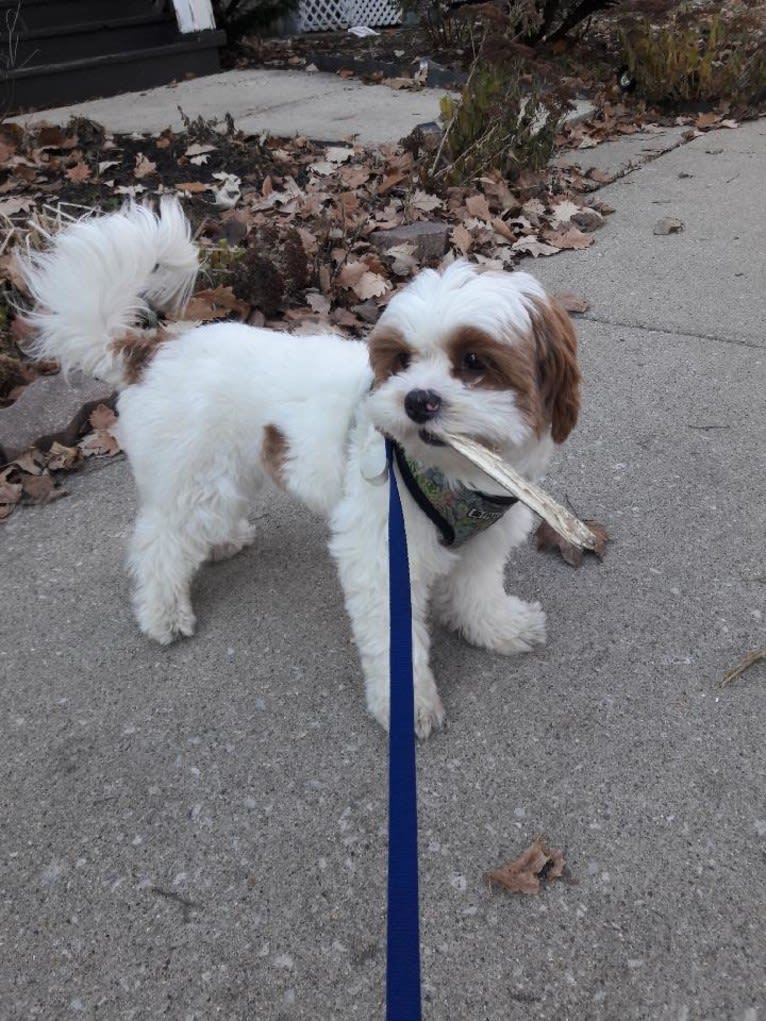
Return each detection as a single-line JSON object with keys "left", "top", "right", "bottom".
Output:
{"left": 619, "top": 3, "right": 766, "bottom": 106}
{"left": 431, "top": 33, "right": 570, "bottom": 188}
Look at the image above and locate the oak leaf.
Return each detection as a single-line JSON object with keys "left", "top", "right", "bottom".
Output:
{"left": 66, "top": 161, "right": 92, "bottom": 183}
{"left": 486, "top": 836, "right": 567, "bottom": 895}
{"left": 465, "top": 193, "right": 492, "bottom": 221}
{"left": 87, "top": 403, "right": 117, "bottom": 431}
{"left": 352, "top": 271, "right": 389, "bottom": 301}
{"left": 511, "top": 237, "right": 559, "bottom": 258}
{"left": 553, "top": 292, "right": 590, "bottom": 314}
{"left": 46, "top": 442, "right": 81, "bottom": 471}
{"left": 411, "top": 190, "right": 443, "bottom": 213}
{"left": 544, "top": 226, "right": 594, "bottom": 250}
{"left": 536, "top": 518, "right": 609, "bottom": 566}
{"left": 451, "top": 223, "right": 473, "bottom": 255}
{"left": 549, "top": 199, "right": 580, "bottom": 226}
{"left": 134, "top": 153, "right": 157, "bottom": 179}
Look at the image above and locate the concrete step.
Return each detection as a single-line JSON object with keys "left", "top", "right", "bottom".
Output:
{"left": 0, "top": 0, "right": 158, "bottom": 31}
{"left": 2, "top": 30, "right": 226, "bottom": 111}
{"left": 2, "top": 13, "right": 178, "bottom": 67}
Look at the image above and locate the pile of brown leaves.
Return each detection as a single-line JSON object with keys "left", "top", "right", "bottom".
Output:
{"left": 0, "top": 401, "right": 119, "bottom": 520}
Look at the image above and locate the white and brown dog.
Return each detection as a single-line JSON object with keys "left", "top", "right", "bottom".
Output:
{"left": 21, "top": 199, "right": 580, "bottom": 737}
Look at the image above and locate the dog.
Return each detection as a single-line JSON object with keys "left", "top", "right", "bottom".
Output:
{"left": 20, "top": 198, "right": 580, "bottom": 737}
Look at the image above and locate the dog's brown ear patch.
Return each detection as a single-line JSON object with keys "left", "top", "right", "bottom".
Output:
{"left": 528, "top": 296, "right": 581, "bottom": 444}
{"left": 367, "top": 325, "right": 414, "bottom": 387}
{"left": 262, "top": 424, "right": 289, "bottom": 486}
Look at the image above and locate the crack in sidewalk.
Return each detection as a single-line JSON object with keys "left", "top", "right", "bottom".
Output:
{"left": 581, "top": 313, "right": 765, "bottom": 350}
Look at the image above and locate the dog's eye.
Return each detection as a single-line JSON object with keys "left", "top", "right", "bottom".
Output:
{"left": 461, "top": 352, "right": 485, "bottom": 372}
{"left": 395, "top": 351, "right": 411, "bottom": 371}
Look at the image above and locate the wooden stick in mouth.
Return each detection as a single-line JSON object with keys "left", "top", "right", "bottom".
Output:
{"left": 442, "top": 432, "right": 600, "bottom": 552}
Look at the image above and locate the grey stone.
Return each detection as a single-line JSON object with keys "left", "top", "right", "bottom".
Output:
{"left": 0, "top": 371, "right": 113, "bottom": 459}
{"left": 370, "top": 220, "right": 450, "bottom": 261}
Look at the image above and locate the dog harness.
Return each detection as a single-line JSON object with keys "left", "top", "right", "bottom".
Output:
{"left": 392, "top": 443, "right": 518, "bottom": 548}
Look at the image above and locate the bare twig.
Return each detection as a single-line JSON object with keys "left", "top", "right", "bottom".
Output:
{"left": 719, "top": 647, "right": 766, "bottom": 688}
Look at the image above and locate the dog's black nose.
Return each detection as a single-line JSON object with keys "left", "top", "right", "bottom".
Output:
{"left": 404, "top": 389, "right": 442, "bottom": 424}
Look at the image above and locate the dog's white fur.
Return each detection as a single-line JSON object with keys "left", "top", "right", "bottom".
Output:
{"left": 21, "top": 198, "right": 580, "bottom": 737}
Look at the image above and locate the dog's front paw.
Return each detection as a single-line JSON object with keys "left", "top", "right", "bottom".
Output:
{"left": 488, "top": 597, "right": 547, "bottom": 654}
{"left": 368, "top": 688, "right": 446, "bottom": 740}
{"left": 136, "top": 601, "right": 196, "bottom": 645}
{"left": 415, "top": 690, "right": 446, "bottom": 740}
{"left": 457, "top": 596, "right": 546, "bottom": 655}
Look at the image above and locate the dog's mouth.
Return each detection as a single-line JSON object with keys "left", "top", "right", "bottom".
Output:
{"left": 419, "top": 428, "right": 447, "bottom": 447}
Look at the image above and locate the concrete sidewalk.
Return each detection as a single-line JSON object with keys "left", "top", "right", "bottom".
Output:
{"left": 1, "top": 105, "right": 765, "bottom": 1021}
{"left": 9, "top": 67, "right": 449, "bottom": 145}
{"left": 8, "top": 65, "right": 593, "bottom": 146}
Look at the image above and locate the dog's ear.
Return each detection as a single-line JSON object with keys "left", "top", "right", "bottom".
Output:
{"left": 528, "top": 296, "right": 581, "bottom": 443}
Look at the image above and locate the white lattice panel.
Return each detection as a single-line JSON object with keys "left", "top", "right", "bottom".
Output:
{"left": 297, "top": 0, "right": 401, "bottom": 31}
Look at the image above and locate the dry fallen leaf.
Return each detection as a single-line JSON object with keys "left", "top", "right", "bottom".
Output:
{"left": 0, "top": 473, "right": 23, "bottom": 512}
{"left": 0, "top": 195, "right": 34, "bottom": 216}
{"left": 65, "top": 161, "right": 91, "bottom": 183}
{"left": 325, "top": 146, "right": 354, "bottom": 164}
{"left": 486, "top": 836, "right": 567, "bottom": 895}
{"left": 185, "top": 143, "right": 217, "bottom": 157}
{"left": 586, "top": 168, "right": 614, "bottom": 184}
{"left": 182, "top": 286, "right": 249, "bottom": 322}
{"left": 411, "top": 189, "right": 444, "bottom": 213}
{"left": 544, "top": 226, "right": 594, "bottom": 250}
{"left": 134, "top": 153, "right": 157, "bottom": 179}
{"left": 89, "top": 403, "right": 118, "bottom": 431}
{"left": 46, "top": 442, "right": 81, "bottom": 471}
{"left": 464, "top": 193, "right": 492, "bottom": 222}
{"left": 306, "top": 292, "right": 331, "bottom": 314}
{"left": 549, "top": 199, "right": 580, "bottom": 226}
{"left": 451, "top": 223, "right": 473, "bottom": 255}
{"left": 20, "top": 471, "right": 58, "bottom": 503}
{"left": 695, "top": 112, "right": 722, "bottom": 129}
{"left": 536, "top": 518, "right": 609, "bottom": 566}
{"left": 352, "top": 271, "right": 389, "bottom": 301}
{"left": 553, "top": 292, "right": 590, "bottom": 314}
{"left": 80, "top": 430, "right": 121, "bottom": 457}
{"left": 511, "top": 237, "right": 559, "bottom": 258}
{"left": 653, "top": 217, "right": 684, "bottom": 236}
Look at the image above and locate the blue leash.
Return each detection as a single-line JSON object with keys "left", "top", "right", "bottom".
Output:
{"left": 385, "top": 438, "right": 422, "bottom": 1021}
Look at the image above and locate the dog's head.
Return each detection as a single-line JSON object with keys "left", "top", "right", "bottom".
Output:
{"left": 366, "top": 260, "right": 581, "bottom": 465}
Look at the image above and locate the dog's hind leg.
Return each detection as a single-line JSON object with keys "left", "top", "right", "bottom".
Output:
{"left": 128, "top": 471, "right": 253, "bottom": 642}
{"left": 128, "top": 508, "right": 206, "bottom": 644}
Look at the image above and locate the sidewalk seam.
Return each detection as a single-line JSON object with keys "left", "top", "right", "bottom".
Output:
{"left": 581, "top": 314, "right": 765, "bottom": 350}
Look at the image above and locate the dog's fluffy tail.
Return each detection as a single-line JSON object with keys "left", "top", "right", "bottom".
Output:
{"left": 18, "top": 197, "right": 199, "bottom": 388}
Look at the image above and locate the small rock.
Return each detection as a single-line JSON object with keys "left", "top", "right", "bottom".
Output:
{"left": 571, "top": 208, "right": 604, "bottom": 232}
{"left": 370, "top": 221, "right": 449, "bottom": 262}
{"left": 351, "top": 300, "right": 380, "bottom": 325}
